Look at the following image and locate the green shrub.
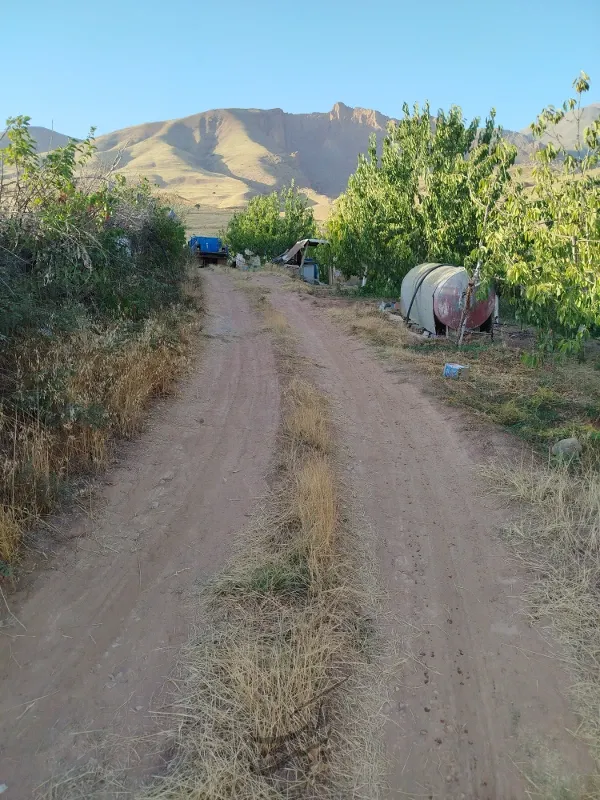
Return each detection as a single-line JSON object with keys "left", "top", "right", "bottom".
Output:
{"left": 0, "top": 116, "right": 187, "bottom": 343}
{"left": 0, "top": 115, "right": 192, "bottom": 564}
{"left": 325, "top": 104, "right": 514, "bottom": 294}
{"left": 223, "top": 181, "right": 316, "bottom": 260}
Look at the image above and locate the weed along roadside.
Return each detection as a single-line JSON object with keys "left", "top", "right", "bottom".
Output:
{"left": 0, "top": 119, "right": 200, "bottom": 572}
{"left": 326, "top": 304, "right": 600, "bottom": 456}
{"left": 140, "top": 292, "right": 382, "bottom": 800}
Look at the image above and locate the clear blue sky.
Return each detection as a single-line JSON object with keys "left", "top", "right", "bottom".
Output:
{"left": 4, "top": 0, "right": 599, "bottom": 138}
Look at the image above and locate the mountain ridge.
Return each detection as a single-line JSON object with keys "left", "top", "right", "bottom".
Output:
{"left": 3, "top": 103, "right": 599, "bottom": 217}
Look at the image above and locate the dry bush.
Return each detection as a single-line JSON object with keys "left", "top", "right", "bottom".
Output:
{"left": 0, "top": 506, "right": 20, "bottom": 564}
{"left": 285, "top": 379, "right": 331, "bottom": 454}
{"left": 486, "top": 459, "right": 600, "bottom": 766}
{"left": 0, "top": 301, "right": 200, "bottom": 565}
{"left": 328, "top": 307, "right": 409, "bottom": 349}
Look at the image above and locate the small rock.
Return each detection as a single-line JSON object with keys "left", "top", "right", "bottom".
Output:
{"left": 551, "top": 437, "right": 582, "bottom": 458}
{"left": 198, "top": 417, "right": 205, "bottom": 424}
{"left": 161, "top": 471, "right": 175, "bottom": 482}
{"left": 424, "top": 706, "right": 431, "bottom": 712}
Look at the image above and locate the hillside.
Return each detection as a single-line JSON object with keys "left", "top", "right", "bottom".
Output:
{"left": 90, "top": 103, "right": 390, "bottom": 215}
{"left": 5, "top": 103, "right": 599, "bottom": 220}
{"left": 522, "top": 102, "right": 600, "bottom": 150}
{"left": 0, "top": 125, "right": 72, "bottom": 153}
{"left": 89, "top": 102, "right": 599, "bottom": 213}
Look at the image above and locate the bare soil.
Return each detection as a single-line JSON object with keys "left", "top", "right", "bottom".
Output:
{"left": 0, "top": 272, "right": 279, "bottom": 796}
{"left": 0, "top": 270, "right": 592, "bottom": 799}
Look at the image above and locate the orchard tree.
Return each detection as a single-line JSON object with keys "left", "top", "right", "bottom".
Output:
{"left": 223, "top": 181, "right": 316, "bottom": 260}
{"left": 325, "top": 102, "right": 514, "bottom": 293}
{"left": 490, "top": 72, "right": 600, "bottom": 354}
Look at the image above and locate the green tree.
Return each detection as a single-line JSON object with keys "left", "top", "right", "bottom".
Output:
{"left": 325, "top": 103, "right": 514, "bottom": 294}
{"left": 0, "top": 115, "right": 186, "bottom": 338}
{"left": 489, "top": 72, "right": 600, "bottom": 354}
{"left": 223, "top": 181, "right": 316, "bottom": 260}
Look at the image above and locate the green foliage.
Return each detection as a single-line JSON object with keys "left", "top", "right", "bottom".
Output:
{"left": 325, "top": 103, "right": 515, "bottom": 294}
{"left": 0, "top": 114, "right": 188, "bottom": 467}
{"left": 0, "top": 116, "right": 187, "bottom": 342}
{"left": 327, "top": 74, "right": 600, "bottom": 352}
{"left": 489, "top": 72, "right": 600, "bottom": 354}
{"left": 223, "top": 181, "right": 316, "bottom": 260}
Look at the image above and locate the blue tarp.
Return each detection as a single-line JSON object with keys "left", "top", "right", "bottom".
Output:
{"left": 188, "top": 236, "right": 223, "bottom": 254}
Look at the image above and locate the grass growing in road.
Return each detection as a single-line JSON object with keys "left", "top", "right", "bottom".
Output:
{"left": 141, "top": 297, "right": 381, "bottom": 799}
{"left": 285, "top": 378, "right": 332, "bottom": 454}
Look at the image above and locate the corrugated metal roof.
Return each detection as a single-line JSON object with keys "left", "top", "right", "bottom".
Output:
{"left": 280, "top": 239, "right": 329, "bottom": 263}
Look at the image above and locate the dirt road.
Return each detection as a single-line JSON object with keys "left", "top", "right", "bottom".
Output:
{"left": 0, "top": 271, "right": 591, "bottom": 799}
{"left": 255, "top": 275, "right": 591, "bottom": 799}
{"left": 0, "top": 272, "right": 279, "bottom": 797}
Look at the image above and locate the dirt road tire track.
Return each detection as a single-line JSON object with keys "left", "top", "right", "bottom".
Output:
{"left": 257, "top": 275, "right": 592, "bottom": 800}
{"left": 0, "top": 272, "right": 279, "bottom": 797}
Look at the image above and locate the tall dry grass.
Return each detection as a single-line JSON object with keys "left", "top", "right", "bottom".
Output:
{"left": 285, "top": 379, "right": 332, "bottom": 455}
{"left": 0, "top": 280, "right": 203, "bottom": 566}
{"left": 328, "top": 307, "right": 411, "bottom": 349}
{"left": 486, "top": 459, "right": 600, "bottom": 767}
{"left": 141, "top": 299, "right": 381, "bottom": 799}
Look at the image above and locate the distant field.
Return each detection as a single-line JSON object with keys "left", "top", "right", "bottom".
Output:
{"left": 179, "top": 201, "right": 331, "bottom": 239}
{"left": 180, "top": 206, "right": 237, "bottom": 237}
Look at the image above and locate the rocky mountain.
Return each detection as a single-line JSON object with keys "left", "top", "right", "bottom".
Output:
{"left": 4, "top": 103, "right": 599, "bottom": 217}
{"left": 90, "top": 103, "right": 390, "bottom": 212}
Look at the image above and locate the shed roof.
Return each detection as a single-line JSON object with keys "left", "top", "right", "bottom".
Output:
{"left": 279, "top": 238, "right": 329, "bottom": 263}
